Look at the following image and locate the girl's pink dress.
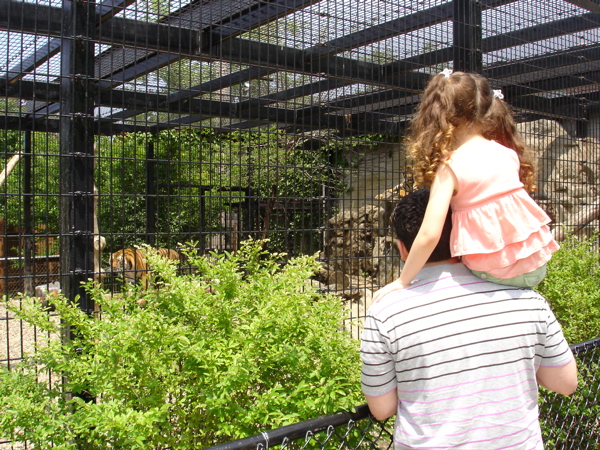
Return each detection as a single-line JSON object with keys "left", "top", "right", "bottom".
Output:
{"left": 446, "top": 140, "right": 559, "bottom": 279}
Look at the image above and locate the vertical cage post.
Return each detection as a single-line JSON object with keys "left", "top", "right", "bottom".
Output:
{"left": 453, "top": 0, "right": 482, "bottom": 73}
{"left": 59, "top": 0, "right": 96, "bottom": 314}
{"left": 23, "top": 131, "right": 33, "bottom": 296}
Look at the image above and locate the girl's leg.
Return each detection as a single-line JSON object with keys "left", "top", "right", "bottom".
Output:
{"left": 470, "top": 264, "right": 547, "bottom": 288}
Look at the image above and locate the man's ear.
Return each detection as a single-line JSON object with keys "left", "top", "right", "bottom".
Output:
{"left": 397, "top": 240, "right": 409, "bottom": 261}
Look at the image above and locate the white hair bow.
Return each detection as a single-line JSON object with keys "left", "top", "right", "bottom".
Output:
{"left": 493, "top": 89, "right": 504, "bottom": 100}
{"left": 439, "top": 68, "right": 452, "bottom": 78}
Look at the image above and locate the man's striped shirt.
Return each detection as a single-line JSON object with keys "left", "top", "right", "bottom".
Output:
{"left": 360, "top": 263, "right": 573, "bottom": 449}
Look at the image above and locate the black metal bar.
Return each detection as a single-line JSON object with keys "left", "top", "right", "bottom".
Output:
{"left": 0, "top": 75, "right": 594, "bottom": 136}
{"left": 179, "top": 11, "right": 599, "bottom": 132}
{"left": 199, "top": 190, "right": 206, "bottom": 255}
{"left": 570, "top": 336, "right": 600, "bottom": 355}
{"left": 0, "top": 115, "right": 179, "bottom": 135}
{"left": 0, "top": 0, "right": 134, "bottom": 89}
{"left": 59, "top": 0, "right": 96, "bottom": 314}
{"left": 203, "top": 405, "right": 372, "bottom": 450}
{"left": 484, "top": 44, "right": 600, "bottom": 80}
{"left": 212, "top": 0, "right": 323, "bottom": 41}
{"left": 503, "top": 69, "right": 600, "bottom": 98}
{"left": 482, "top": 12, "right": 600, "bottom": 54}
{"left": 23, "top": 132, "right": 33, "bottom": 296}
{"left": 453, "top": 0, "right": 483, "bottom": 73}
{"left": 93, "top": 0, "right": 516, "bottom": 128}
{"left": 0, "top": 0, "right": 200, "bottom": 54}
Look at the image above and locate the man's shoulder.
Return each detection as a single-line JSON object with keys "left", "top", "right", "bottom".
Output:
{"left": 368, "top": 262, "right": 547, "bottom": 317}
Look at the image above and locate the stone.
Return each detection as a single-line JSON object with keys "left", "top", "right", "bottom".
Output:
{"left": 35, "top": 281, "right": 61, "bottom": 300}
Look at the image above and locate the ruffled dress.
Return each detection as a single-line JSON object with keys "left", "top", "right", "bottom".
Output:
{"left": 446, "top": 140, "right": 559, "bottom": 279}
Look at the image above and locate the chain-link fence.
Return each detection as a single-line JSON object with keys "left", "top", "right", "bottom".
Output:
{"left": 539, "top": 338, "right": 600, "bottom": 450}
{"left": 204, "top": 338, "right": 600, "bottom": 450}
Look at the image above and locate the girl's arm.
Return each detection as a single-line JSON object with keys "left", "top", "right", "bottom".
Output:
{"left": 396, "top": 163, "right": 456, "bottom": 287}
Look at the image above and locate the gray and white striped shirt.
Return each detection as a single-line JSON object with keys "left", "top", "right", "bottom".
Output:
{"left": 360, "top": 262, "right": 573, "bottom": 450}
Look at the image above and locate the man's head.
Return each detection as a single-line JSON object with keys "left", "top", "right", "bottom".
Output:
{"left": 392, "top": 189, "right": 452, "bottom": 262}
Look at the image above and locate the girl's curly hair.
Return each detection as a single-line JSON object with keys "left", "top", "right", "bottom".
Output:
{"left": 406, "top": 71, "right": 536, "bottom": 192}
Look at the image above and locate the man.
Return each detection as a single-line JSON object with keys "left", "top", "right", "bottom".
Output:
{"left": 360, "top": 189, "right": 577, "bottom": 449}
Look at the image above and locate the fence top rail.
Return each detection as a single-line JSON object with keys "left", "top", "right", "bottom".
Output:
{"left": 203, "top": 405, "right": 371, "bottom": 450}
{"left": 570, "top": 336, "right": 600, "bottom": 354}
{"left": 202, "top": 338, "right": 600, "bottom": 450}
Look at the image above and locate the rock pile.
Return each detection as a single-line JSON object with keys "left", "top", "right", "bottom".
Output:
{"left": 316, "top": 120, "right": 599, "bottom": 325}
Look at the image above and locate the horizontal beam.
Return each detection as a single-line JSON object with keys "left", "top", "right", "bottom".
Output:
{"left": 502, "top": 69, "right": 600, "bottom": 98}
{"left": 562, "top": 0, "right": 600, "bottom": 14}
{"left": 89, "top": 0, "right": 516, "bottom": 129}
{"left": 0, "top": 115, "right": 176, "bottom": 134}
{"left": 482, "top": 12, "right": 600, "bottom": 53}
{"left": 485, "top": 44, "right": 600, "bottom": 80}
{"left": 381, "top": 11, "right": 600, "bottom": 74}
{"left": 212, "top": 0, "right": 323, "bottom": 40}
{"left": 0, "top": 0, "right": 200, "bottom": 54}
{"left": 301, "top": 0, "right": 517, "bottom": 61}
{"left": 0, "top": 0, "right": 135, "bottom": 89}
{"left": 4, "top": 72, "right": 595, "bottom": 137}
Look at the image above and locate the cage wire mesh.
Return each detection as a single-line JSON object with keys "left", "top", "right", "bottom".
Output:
{"left": 0, "top": 0, "right": 599, "bottom": 447}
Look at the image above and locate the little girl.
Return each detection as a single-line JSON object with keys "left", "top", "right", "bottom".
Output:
{"left": 383, "top": 69, "right": 559, "bottom": 294}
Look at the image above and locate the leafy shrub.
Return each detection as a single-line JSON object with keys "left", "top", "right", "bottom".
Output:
{"left": 536, "top": 233, "right": 600, "bottom": 448}
{"left": 539, "top": 353, "right": 600, "bottom": 449}
{"left": 0, "top": 239, "right": 362, "bottom": 449}
{"left": 536, "top": 233, "right": 600, "bottom": 344}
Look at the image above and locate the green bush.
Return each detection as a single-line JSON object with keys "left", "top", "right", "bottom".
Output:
{"left": 536, "top": 233, "right": 600, "bottom": 344}
{"left": 0, "top": 239, "right": 361, "bottom": 449}
{"left": 536, "top": 233, "right": 600, "bottom": 448}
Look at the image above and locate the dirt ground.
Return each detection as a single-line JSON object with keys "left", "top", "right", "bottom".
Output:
{"left": 0, "top": 300, "right": 62, "bottom": 449}
{"left": 0, "top": 300, "right": 61, "bottom": 367}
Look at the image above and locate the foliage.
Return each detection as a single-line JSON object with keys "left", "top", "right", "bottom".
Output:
{"left": 95, "top": 133, "right": 151, "bottom": 250}
{"left": 536, "top": 233, "right": 600, "bottom": 344}
{"left": 0, "top": 131, "right": 61, "bottom": 233}
{"left": 0, "top": 125, "right": 388, "bottom": 259}
{"left": 539, "top": 353, "right": 599, "bottom": 449}
{"left": 96, "top": 128, "right": 347, "bottom": 254}
{"left": 536, "top": 233, "right": 600, "bottom": 448}
{"left": 0, "top": 239, "right": 362, "bottom": 449}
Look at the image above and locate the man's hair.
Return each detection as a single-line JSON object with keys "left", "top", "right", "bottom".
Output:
{"left": 392, "top": 189, "right": 452, "bottom": 262}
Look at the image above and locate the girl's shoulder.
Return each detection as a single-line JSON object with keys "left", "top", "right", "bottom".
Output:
{"left": 448, "top": 139, "right": 517, "bottom": 174}
{"left": 453, "top": 138, "right": 512, "bottom": 158}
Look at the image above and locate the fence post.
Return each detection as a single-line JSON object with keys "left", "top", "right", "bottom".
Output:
{"left": 453, "top": 0, "right": 482, "bottom": 73}
{"left": 23, "top": 131, "right": 33, "bottom": 295}
{"left": 59, "top": 0, "right": 96, "bottom": 314}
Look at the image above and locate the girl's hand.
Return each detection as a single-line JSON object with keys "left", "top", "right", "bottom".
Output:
{"left": 372, "top": 279, "right": 409, "bottom": 304}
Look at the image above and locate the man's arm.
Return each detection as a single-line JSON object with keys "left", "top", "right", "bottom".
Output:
{"left": 537, "top": 358, "right": 578, "bottom": 395}
{"left": 364, "top": 389, "right": 398, "bottom": 421}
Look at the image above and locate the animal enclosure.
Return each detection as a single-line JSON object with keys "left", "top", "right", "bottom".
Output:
{"left": 1, "top": 0, "right": 600, "bottom": 447}
{"left": 1, "top": 0, "right": 599, "bottom": 368}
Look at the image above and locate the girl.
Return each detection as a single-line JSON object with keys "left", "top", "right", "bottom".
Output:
{"left": 383, "top": 70, "right": 559, "bottom": 294}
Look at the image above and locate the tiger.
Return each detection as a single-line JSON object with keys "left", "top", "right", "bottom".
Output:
{"left": 157, "top": 248, "right": 180, "bottom": 262}
{"left": 109, "top": 247, "right": 180, "bottom": 289}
